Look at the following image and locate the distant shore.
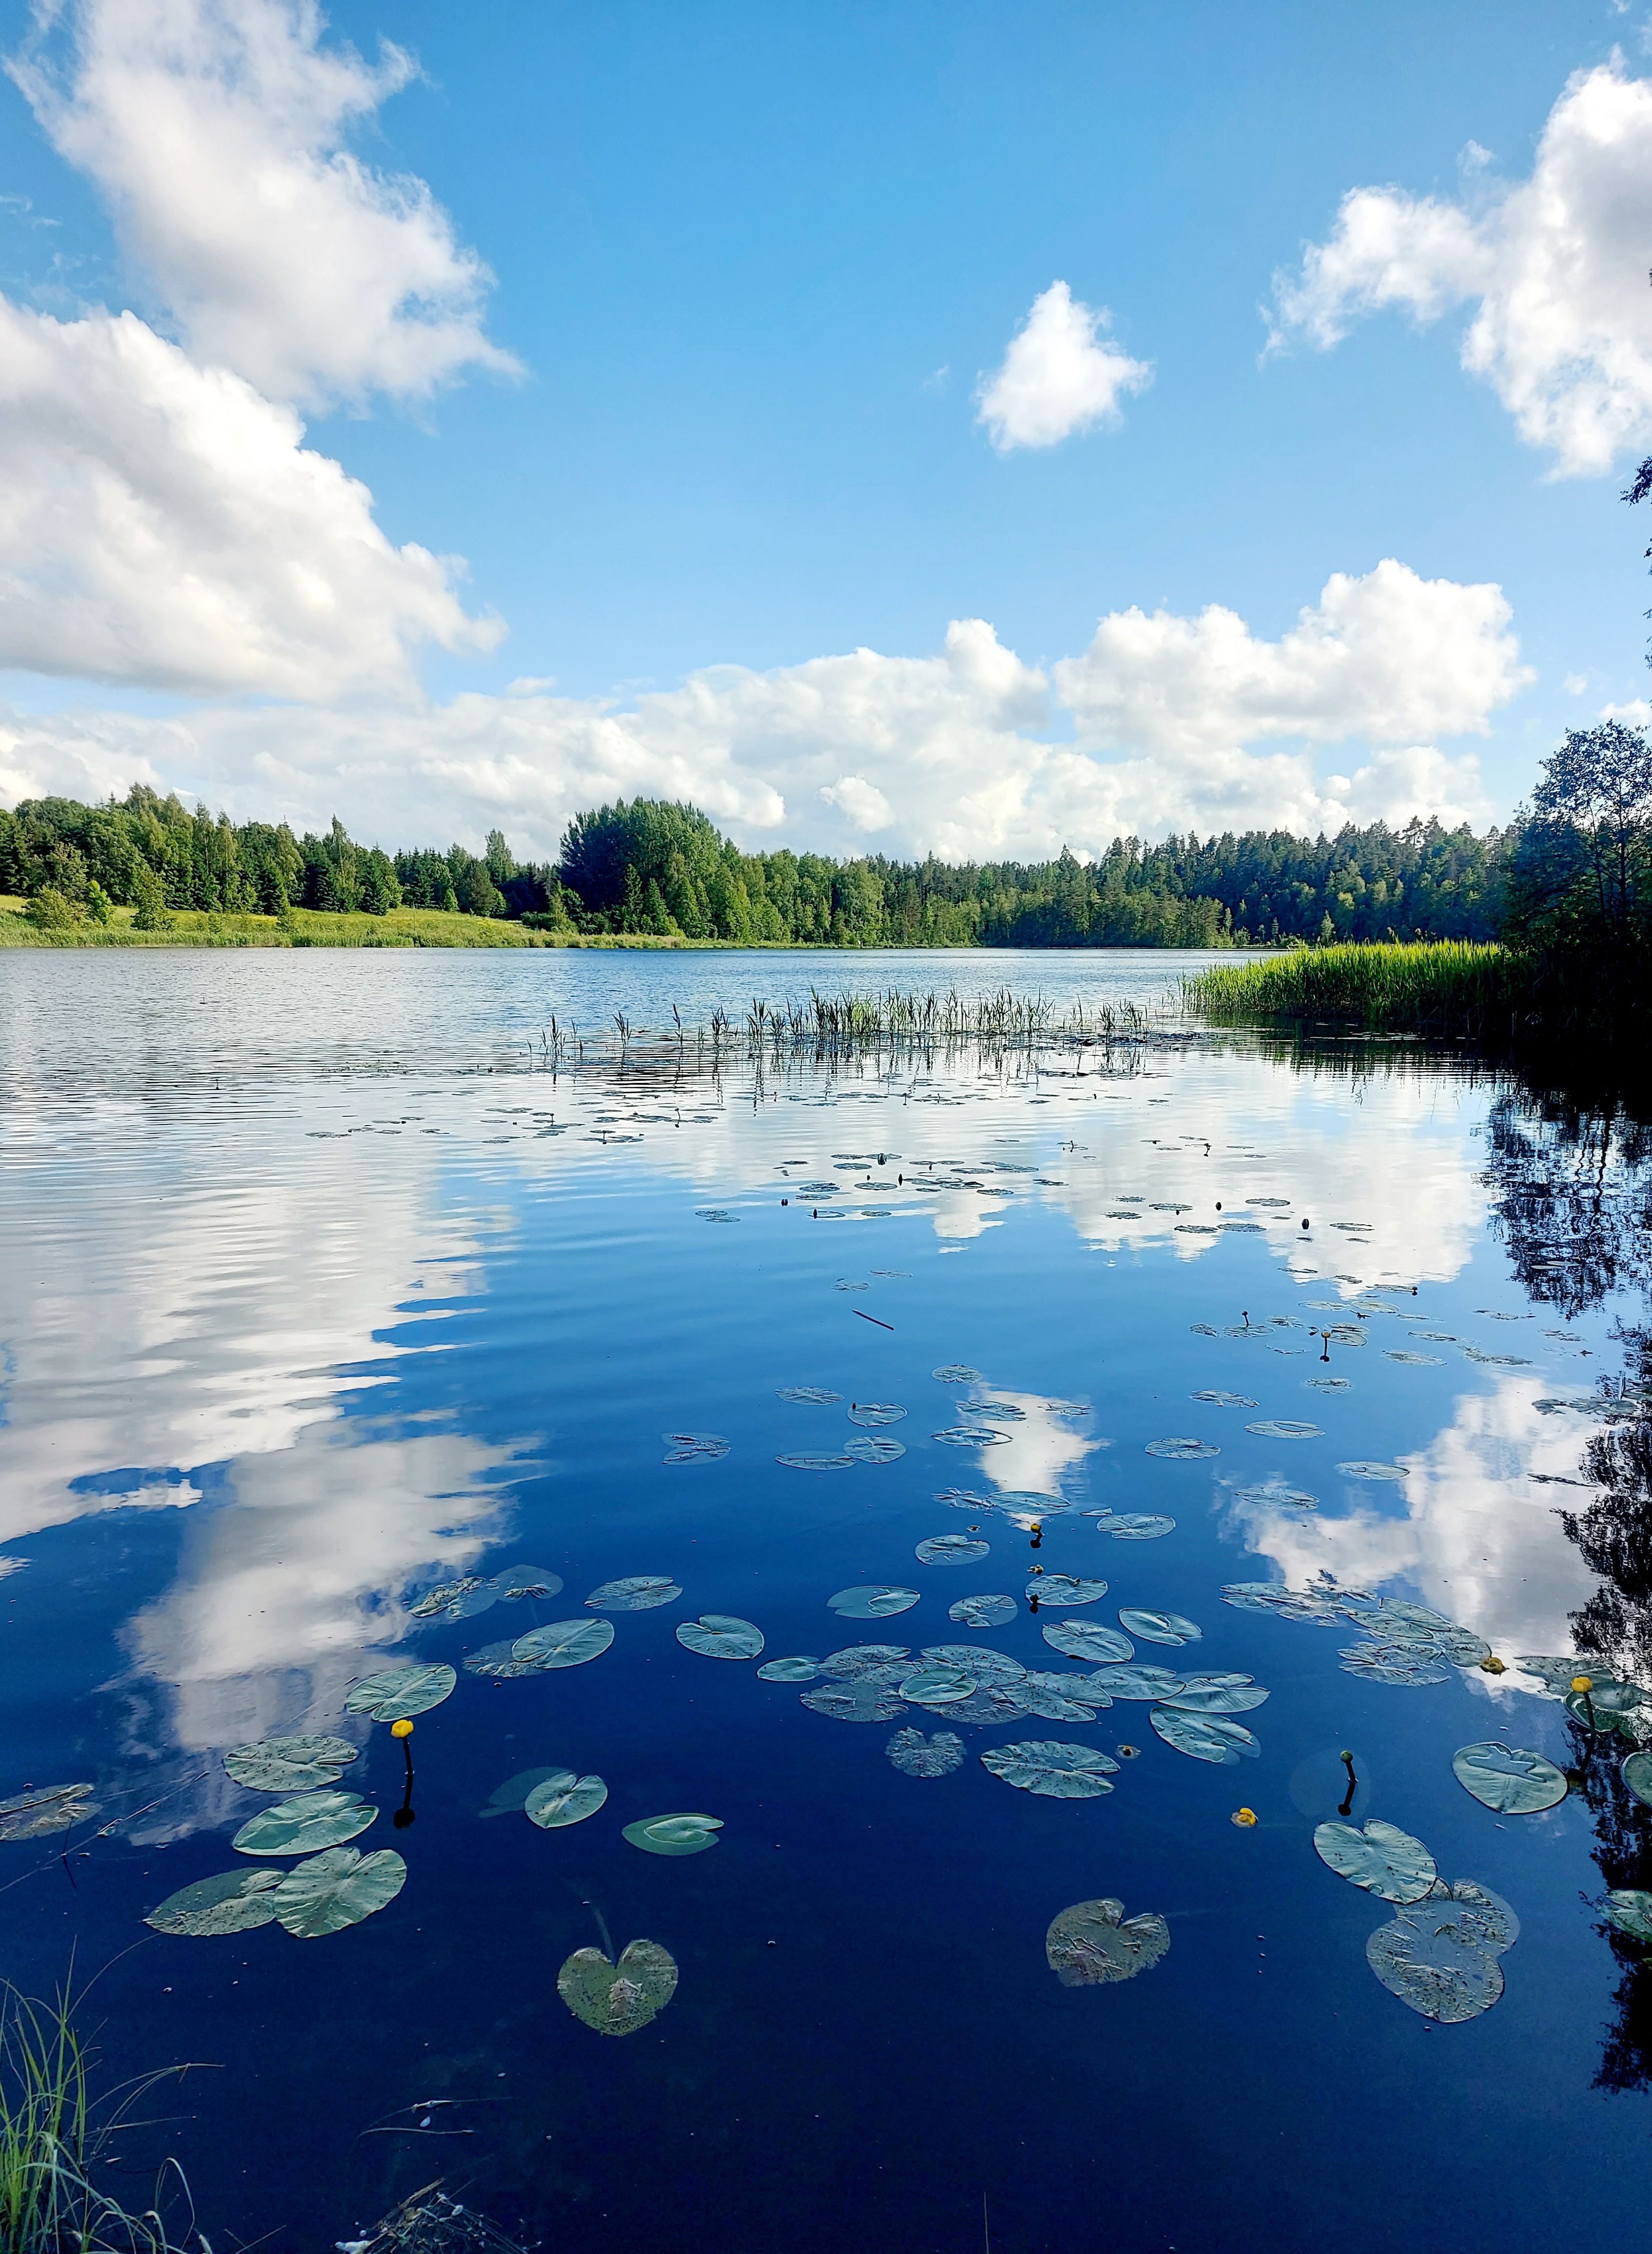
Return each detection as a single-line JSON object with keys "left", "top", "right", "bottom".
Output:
{"left": 0, "top": 899, "right": 837, "bottom": 951}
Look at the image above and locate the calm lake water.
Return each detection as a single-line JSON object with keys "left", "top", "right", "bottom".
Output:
{"left": 1, "top": 947, "right": 1649, "bottom": 2253}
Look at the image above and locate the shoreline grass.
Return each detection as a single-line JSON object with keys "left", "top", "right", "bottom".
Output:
{"left": 1183, "top": 941, "right": 1522, "bottom": 1038}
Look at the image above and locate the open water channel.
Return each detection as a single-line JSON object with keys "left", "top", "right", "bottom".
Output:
{"left": 0, "top": 948, "right": 1649, "bottom": 2253}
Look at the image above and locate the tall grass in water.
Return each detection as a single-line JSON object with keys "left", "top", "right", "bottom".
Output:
{"left": 1183, "top": 943, "right": 1521, "bottom": 1038}
{"left": 0, "top": 1982, "right": 197, "bottom": 2254}
{"left": 743, "top": 987, "right": 1146, "bottom": 1047}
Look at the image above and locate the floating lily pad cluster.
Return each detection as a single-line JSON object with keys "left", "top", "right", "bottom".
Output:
{"left": 408, "top": 1564, "right": 562, "bottom": 1624}
{"left": 1219, "top": 1582, "right": 1495, "bottom": 1687}
{"left": 464, "top": 1621, "right": 615, "bottom": 1678}
{"left": 1313, "top": 1816, "right": 1517, "bottom": 2021}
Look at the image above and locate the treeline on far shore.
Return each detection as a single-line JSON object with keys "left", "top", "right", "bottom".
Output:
{"left": 1, "top": 786, "right": 1504, "bottom": 949}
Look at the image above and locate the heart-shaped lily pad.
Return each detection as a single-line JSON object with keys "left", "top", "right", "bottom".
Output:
{"left": 899, "top": 1665, "right": 974, "bottom": 1704}
{"left": 1340, "top": 1643, "right": 1452, "bottom": 1687}
{"left": 1163, "top": 1674, "right": 1268, "bottom": 1715}
{"left": 821, "top": 1644, "right": 913, "bottom": 1677}
{"left": 1042, "top": 1619, "right": 1134, "bottom": 1664}
{"left": 1118, "top": 1609, "right": 1201, "bottom": 1647}
{"left": 777, "top": 1451, "right": 856, "bottom": 1470}
{"left": 558, "top": 1940, "right": 679, "bottom": 2036}
{"left": 344, "top": 1663, "right": 456, "bottom": 1721}
{"left": 223, "top": 1736, "right": 358, "bottom": 1793}
{"left": 663, "top": 1433, "right": 730, "bottom": 1463}
{"left": 1313, "top": 1817, "right": 1436, "bottom": 1902}
{"left": 1245, "top": 1420, "right": 1322, "bottom": 1439}
{"left": 586, "top": 1577, "right": 680, "bottom": 1612}
{"left": 915, "top": 1536, "right": 989, "bottom": 1566}
{"left": 980, "top": 1742, "right": 1119, "bottom": 1798}
{"left": 886, "top": 1729, "right": 966, "bottom": 1777}
{"left": 757, "top": 1656, "right": 821, "bottom": 1683}
{"left": 676, "top": 1614, "right": 764, "bottom": 1659}
{"left": 488, "top": 1564, "right": 564, "bottom": 1602}
{"left": 847, "top": 1437, "right": 906, "bottom": 1463}
{"left": 1031, "top": 1575, "right": 1109, "bottom": 1607}
{"left": 1452, "top": 1742, "right": 1568, "bottom": 1815}
{"left": 271, "top": 1845, "right": 407, "bottom": 1938}
{"left": 933, "top": 1365, "right": 983, "bottom": 1383}
{"left": 1098, "top": 1515, "right": 1176, "bottom": 1539}
{"left": 778, "top": 1386, "right": 840, "bottom": 1404}
{"left": 1411, "top": 1879, "right": 1520, "bottom": 1956}
{"left": 802, "top": 1683, "right": 908, "bottom": 1723}
{"left": 1336, "top": 1461, "right": 1409, "bottom": 1484}
{"left": 1046, "top": 1898, "right": 1170, "bottom": 1985}
{"left": 0, "top": 1784, "right": 98, "bottom": 1841}
{"left": 1145, "top": 1438, "right": 1219, "bottom": 1460}
{"left": 479, "top": 1767, "right": 570, "bottom": 1818}
{"left": 848, "top": 1403, "right": 907, "bottom": 1426}
{"left": 1366, "top": 1900, "right": 1505, "bottom": 2022}
{"left": 464, "top": 1639, "right": 548, "bottom": 1678}
{"left": 920, "top": 1644, "right": 1026, "bottom": 1684}
{"left": 828, "top": 1587, "right": 920, "bottom": 1619}
{"left": 622, "top": 1812, "right": 722, "bottom": 1856}
{"left": 525, "top": 1771, "right": 608, "bottom": 1828}
{"left": 1149, "top": 1709, "right": 1260, "bottom": 1764}
{"left": 933, "top": 1426, "right": 1012, "bottom": 1447}
{"left": 232, "top": 1789, "right": 378, "bottom": 1858}
{"left": 513, "top": 1619, "right": 617, "bottom": 1669}
{"left": 1604, "top": 1889, "right": 1652, "bottom": 1943}
{"left": 949, "top": 1594, "right": 1017, "bottom": 1628}
{"left": 1086, "top": 1665, "right": 1186, "bottom": 1701}
{"left": 146, "top": 1868, "right": 284, "bottom": 1937}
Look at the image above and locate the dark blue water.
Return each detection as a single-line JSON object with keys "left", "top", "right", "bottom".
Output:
{"left": 0, "top": 951, "right": 1644, "bottom": 2253}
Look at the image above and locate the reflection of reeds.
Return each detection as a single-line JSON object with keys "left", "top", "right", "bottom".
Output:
{"left": 740, "top": 987, "right": 1147, "bottom": 1048}
{"left": 1184, "top": 943, "right": 1519, "bottom": 1038}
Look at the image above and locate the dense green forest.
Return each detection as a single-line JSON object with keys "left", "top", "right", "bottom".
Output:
{"left": 0, "top": 782, "right": 1507, "bottom": 947}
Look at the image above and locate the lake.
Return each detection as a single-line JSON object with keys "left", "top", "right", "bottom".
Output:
{"left": 0, "top": 946, "right": 1648, "bottom": 2254}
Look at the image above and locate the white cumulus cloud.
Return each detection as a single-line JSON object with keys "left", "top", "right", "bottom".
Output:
{"left": 11, "top": 0, "right": 519, "bottom": 408}
{"left": 976, "top": 281, "right": 1151, "bottom": 451}
{"left": 1270, "top": 59, "right": 1652, "bottom": 474}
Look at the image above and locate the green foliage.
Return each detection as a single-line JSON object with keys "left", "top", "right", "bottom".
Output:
{"left": 1185, "top": 942, "right": 1523, "bottom": 1036}
{"left": 24, "top": 889, "right": 82, "bottom": 932}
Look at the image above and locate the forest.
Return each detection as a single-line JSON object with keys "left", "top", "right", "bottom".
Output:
{"left": 0, "top": 784, "right": 1508, "bottom": 948}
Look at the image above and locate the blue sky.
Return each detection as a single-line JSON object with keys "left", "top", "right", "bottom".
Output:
{"left": 1, "top": 0, "right": 1650, "bottom": 861}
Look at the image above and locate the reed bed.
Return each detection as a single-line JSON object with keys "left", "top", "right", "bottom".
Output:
{"left": 1183, "top": 942, "right": 1522, "bottom": 1037}
{"left": 743, "top": 987, "right": 1147, "bottom": 1047}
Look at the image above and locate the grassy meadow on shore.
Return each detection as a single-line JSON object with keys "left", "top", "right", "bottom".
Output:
{"left": 0, "top": 898, "right": 774, "bottom": 950}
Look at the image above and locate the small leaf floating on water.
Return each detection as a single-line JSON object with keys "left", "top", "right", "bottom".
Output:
{"left": 1164, "top": 1673, "right": 1269, "bottom": 1715}
{"left": 820, "top": 1643, "right": 912, "bottom": 1676}
{"left": 1145, "top": 1437, "right": 1219, "bottom": 1459}
{"left": 1244, "top": 1419, "right": 1322, "bottom": 1439}
{"left": 1624, "top": 1751, "right": 1652, "bottom": 1810}
{"left": 981, "top": 1741, "right": 1119, "bottom": 1798}
{"left": 828, "top": 1586, "right": 921, "bottom": 1619}
{"left": 1451, "top": 1741, "right": 1569, "bottom": 1815}
{"left": 232, "top": 1789, "right": 379, "bottom": 1858}
{"left": 558, "top": 1940, "right": 679, "bottom": 2037}
{"left": 920, "top": 1643, "right": 1027, "bottom": 1684}
{"left": 899, "top": 1665, "right": 975, "bottom": 1704}
{"left": 271, "top": 1846, "right": 407, "bottom": 1939}
{"left": 949, "top": 1593, "right": 1017, "bottom": 1628}
{"left": 756, "top": 1656, "right": 821, "bottom": 1683}
{"left": 1340, "top": 1642, "right": 1453, "bottom": 1687}
{"left": 1336, "top": 1460, "right": 1410, "bottom": 1484}
{"left": 586, "top": 1576, "right": 681, "bottom": 1612}
{"left": 886, "top": 1728, "right": 965, "bottom": 1777}
{"left": 1042, "top": 1618, "right": 1135, "bottom": 1664}
{"left": 1235, "top": 1480, "right": 1318, "bottom": 1512}
{"left": 1221, "top": 1581, "right": 1345, "bottom": 1623}
{"left": 479, "top": 1766, "right": 569, "bottom": 1818}
{"left": 345, "top": 1663, "right": 457, "bottom": 1721}
{"left": 1149, "top": 1709, "right": 1260, "bottom": 1765}
{"left": 488, "top": 1564, "right": 564, "bottom": 1601}
{"left": 524, "top": 1771, "right": 608, "bottom": 1828}
{"left": 846, "top": 1436, "right": 906, "bottom": 1463}
{"left": 1313, "top": 1817, "right": 1436, "bottom": 1902}
{"left": 1191, "top": 1390, "right": 1258, "bottom": 1408}
{"left": 223, "top": 1736, "right": 358, "bottom": 1793}
{"left": 1305, "top": 1377, "right": 1351, "bottom": 1393}
{"left": 777, "top": 1451, "right": 857, "bottom": 1470}
{"left": 623, "top": 1812, "right": 723, "bottom": 1856}
{"left": 1118, "top": 1608, "right": 1201, "bottom": 1647}
{"left": 962, "top": 1399, "right": 1026, "bottom": 1422}
{"left": 915, "top": 1535, "right": 990, "bottom": 1566}
{"left": 513, "top": 1619, "right": 617, "bottom": 1670}
{"left": 146, "top": 1868, "right": 284, "bottom": 1937}
{"left": 801, "top": 1682, "right": 909, "bottom": 1723}
{"left": 1097, "top": 1515, "right": 1176, "bottom": 1540}
{"left": 1046, "top": 1898, "right": 1170, "bottom": 1985}
{"left": 933, "top": 1365, "right": 984, "bottom": 1384}
{"left": 1014, "top": 1674, "right": 1104, "bottom": 1722}
{"left": 932, "top": 1426, "right": 1012, "bottom": 1447}
{"left": 1030, "top": 1574, "right": 1109, "bottom": 1607}
{"left": 662, "top": 1433, "right": 731, "bottom": 1464}
{"left": 1604, "top": 1890, "right": 1652, "bottom": 1943}
{"left": 1385, "top": 1351, "right": 1443, "bottom": 1366}
{"left": 847, "top": 1403, "right": 907, "bottom": 1427}
{"left": 777, "top": 1386, "right": 841, "bottom": 1405}
{"left": 464, "top": 1638, "right": 548, "bottom": 1678}
{"left": 676, "top": 1614, "right": 764, "bottom": 1659}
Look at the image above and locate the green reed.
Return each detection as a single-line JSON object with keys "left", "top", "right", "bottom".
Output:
{"left": 1183, "top": 942, "right": 1522, "bottom": 1037}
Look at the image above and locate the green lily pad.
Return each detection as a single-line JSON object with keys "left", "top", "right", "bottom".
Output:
{"left": 778, "top": 1387, "right": 840, "bottom": 1404}
{"left": 676, "top": 1614, "right": 764, "bottom": 1659}
{"left": 828, "top": 1586, "right": 920, "bottom": 1619}
{"left": 1014, "top": 1674, "right": 1104, "bottom": 1721}
{"left": 1042, "top": 1619, "right": 1135, "bottom": 1664}
{"left": 919, "top": 1644, "right": 1027, "bottom": 1684}
{"left": 933, "top": 1426, "right": 1012, "bottom": 1446}
{"left": 848, "top": 1403, "right": 907, "bottom": 1426}
{"left": 558, "top": 1940, "right": 679, "bottom": 2036}
{"left": 1385, "top": 1350, "right": 1442, "bottom": 1366}
{"left": 1145, "top": 1438, "right": 1219, "bottom": 1459}
{"left": 980, "top": 1741, "right": 1119, "bottom": 1798}
{"left": 1313, "top": 1817, "right": 1436, "bottom": 1902}
{"left": 513, "top": 1619, "right": 617, "bottom": 1669}
{"left": 1164, "top": 1673, "right": 1268, "bottom": 1714}
{"left": 1452, "top": 1741, "right": 1568, "bottom": 1815}
{"left": 899, "top": 1665, "right": 974, "bottom": 1703}
{"left": 1099, "top": 1515, "right": 1176, "bottom": 1539}
{"left": 1118, "top": 1609, "right": 1201, "bottom": 1647}
{"left": 949, "top": 1594, "right": 1017, "bottom": 1628}
{"left": 1245, "top": 1420, "right": 1322, "bottom": 1439}
{"left": 1604, "top": 1889, "right": 1652, "bottom": 1943}
{"left": 1192, "top": 1391, "right": 1257, "bottom": 1407}
{"left": 936, "top": 1685, "right": 1034, "bottom": 1725}
{"left": 1624, "top": 1750, "right": 1652, "bottom": 1809}
{"left": 223, "top": 1736, "right": 358, "bottom": 1793}
{"left": 886, "top": 1729, "right": 966, "bottom": 1777}
{"left": 344, "top": 1663, "right": 457, "bottom": 1720}
{"left": 915, "top": 1536, "right": 989, "bottom": 1565}
{"left": 488, "top": 1564, "right": 564, "bottom": 1601}
{"left": 1221, "top": 1582, "right": 1344, "bottom": 1622}
{"left": 525, "top": 1771, "right": 608, "bottom": 1828}
{"left": 757, "top": 1656, "right": 820, "bottom": 1682}
{"left": 407, "top": 1576, "right": 495, "bottom": 1623}
{"left": 1366, "top": 1904, "right": 1504, "bottom": 2022}
{"left": 663, "top": 1433, "right": 730, "bottom": 1463}
{"left": 479, "top": 1767, "right": 569, "bottom": 1818}
{"left": 801, "top": 1683, "right": 908, "bottom": 1723}
{"left": 821, "top": 1644, "right": 913, "bottom": 1677}
{"left": 777, "top": 1451, "right": 856, "bottom": 1469}
{"left": 847, "top": 1437, "right": 906, "bottom": 1463}
{"left": 932, "top": 1365, "right": 984, "bottom": 1383}
{"left": 0, "top": 1783, "right": 98, "bottom": 1841}
{"left": 1046, "top": 1898, "right": 1170, "bottom": 1985}
{"left": 271, "top": 1846, "right": 407, "bottom": 1938}
{"left": 1340, "top": 1642, "right": 1453, "bottom": 1687}
{"left": 464, "top": 1639, "right": 548, "bottom": 1678}
{"left": 145, "top": 1868, "right": 283, "bottom": 1937}
{"left": 1086, "top": 1665, "right": 1185, "bottom": 1701}
{"left": 1414, "top": 1879, "right": 1520, "bottom": 1956}
{"left": 1149, "top": 1709, "right": 1260, "bottom": 1764}
{"left": 232, "top": 1789, "right": 378, "bottom": 1858}
{"left": 586, "top": 1577, "right": 680, "bottom": 1612}
{"left": 1031, "top": 1575, "right": 1108, "bottom": 1607}
{"left": 1336, "top": 1461, "right": 1409, "bottom": 1484}
{"left": 622, "top": 1812, "right": 722, "bottom": 1856}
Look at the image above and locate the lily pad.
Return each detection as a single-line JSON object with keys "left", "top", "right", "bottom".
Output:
{"left": 846, "top": 1437, "right": 906, "bottom": 1463}
{"left": 676, "top": 1614, "right": 764, "bottom": 1659}
{"left": 1014, "top": 1675, "right": 1103, "bottom": 1721}
{"left": 949, "top": 1593, "right": 1017, "bottom": 1628}
{"left": 899, "top": 1666, "right": 975, "bottom": 1704}
{"left": 933, "top": 1365, "right": 984, "bottom": 1383}
{"left": 1030, "top": 1575, "right": 1108, "bottom": 1606}
{"left": 1415, "top": 1879, "right": 1520, "bottom": 1956}
{"left": 224, "top": 1736, "right": 359, "bottom": 1794}
{"left": 932, "top": 1426, "right": 1012, "bottom": 1446}
{"left": 963, "top": 1400, "right": 1026, "bottom": 1422}
{"left": 662, "top": 1433, "right": 730, "bottom": 1463}
{"left": 1099, "top": 1515, "right": 1176, "bottom": 1539}
{"left": 1385, "top": 1350, "right": 1442, "bottom": 1366}
{"left": 980, "top": 1741, "right": 1119, "bottom": 1798}
{"left": 344, "top": 1663, "right": 457, "bottom": 1720}
{"left": 271, "top": 1846, "right": 406, "bottom": 1938}
{"left": 1366, "top": 1904, "right": 1504, "bottom": 2022}
{"left": 920, "top": 1645, "right": 1026, "bottom": 1685}
{"left": 464, "top": 1639, "right": 547, "bottom": 1678}
{"left": 1452, "top": 1741, "right": 1568, "bottom": 1815}
{"left": 886, "top": 1729, "right": 965, "bottom": 1777}
{"left": 622, "top": 1813, "right": 722, "bottom": 1856}
{"left": 1337, "top": 1460, "right": 1410, "bottom": 1484}
{"left": 820, "top": 1644, "right": 911, "bottom": 1677}
{"left": 1084, "top": 1663, "right": 1189, "bottom": 1700}
{"left": 0, "top": 1783, "right": 98, "bottom": 1842}
{"left": 1042, "top": 1619, "right": 1135, "bottom": 1664}
{"left": 778, "top": 1386, "right": 840, "bottom": 1404}
{"left": 1145, "top": 1438, "right": 1219, "bottom": 1459}
{"left": 407, "top": 1576, "right": 498, "bottom": 1623}
{"left": 828, "top": 1586, "right": 920, "bottom": 1619}
{"left": 525, "top": 1771, "right": 609, "bottom": 1828}
{"left": 1164, "top": 1674, "right": 1268, "bottom": 1715}
{"left": 1149, "top": 1709, "right": 1260, "bottom": 1764}
{"left": 479, "top": 1767, "right": 570, "bottom": 1818}
{"left": 1604, "top": 1889, "right": 1652, "bottom": 1943}
{"left": 848, "top": 1403, "right": 907, "bottom": 1427}
{"left": 1624, "top": 1750, "right": 1652, "bottom": 1809}
{"left": 1244, "top": 1419, "right": 1322, "bottom": 1439}
{"left": 233, "top": 1789, "right": 378, "bottom": 1858}
{"left": 487, "top": 1564, "right": 564, "bottom": 1602}
{"left": 935, "top": 1685, "right": 1034, "bottom": 1726}
{"left": 1340, "top": 1642, "right": 1453, "bottom": 1687}
{"left": 585, "top": 1577, "right": 680, "bottom": 1612}
{"left": 757, "top": 1656, "right": 821, "bottom": 1683}
{"left": 801, "top": 1683, "right": 908, "bottom": 1723}
{"left": 558, "top": 1940, "right": 678, "bottom": 2036}
{"left": 146, "top": 1868, "right": 284, "bottom": 1937}
{"left": 513, "top": 1619, "right": 617, "bottom": 1670}
{"left": 1191, "top": 1391, "right": 1257, "bottom": 1407}
{"left": 1313, "top": 1817, "right": 1436, "bottom": 1902}
{"left": 1118, "top": 1609, "right": 1201, "bottom": 1647}
{"left": 777, "top": 1451, "right": 856, "bottom": 1470}
{"left": 1222, "top": 1580, "right": 1346, "bottom": 1623}
{"left": 1046, "top": 1898, "right": 1170, "bottom": 1986}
